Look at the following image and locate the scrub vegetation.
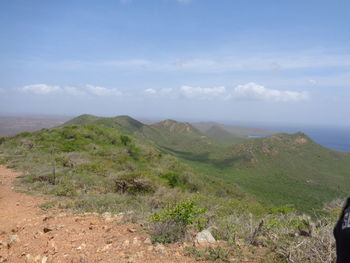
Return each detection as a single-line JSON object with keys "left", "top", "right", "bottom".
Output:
{"left": 0, "top": 114, "right": 349, "bottom": 262}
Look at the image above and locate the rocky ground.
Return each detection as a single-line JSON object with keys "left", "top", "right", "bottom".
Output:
{"left": 0, "top": 166, "right": 265, "bottom": 263}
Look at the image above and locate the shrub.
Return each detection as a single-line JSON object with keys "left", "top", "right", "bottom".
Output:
{"left": 184, "top": 246, "right": 231, "bottom": 262}
{"left": 54, "top": 183, "right": 75, "bottom": 197}
{"left": 114, "top": 173, "right": 156, "bottom": 194}
{"left": 160, "top": 172, "right": 186, "bottom": 188}
{"left": 120, "top": 135, "right": 131, "bottom": 146}
{"left": 150, "top": 200, "right": 206, "bottom": 243}
{"left": 17, "top": 131, "right": 31, "bottom": 137}
{"left": 0, "top": 137, "right": 5, "bottom": 144}
{"left": 268, "top": 204, "right": 296, "bottom": 215}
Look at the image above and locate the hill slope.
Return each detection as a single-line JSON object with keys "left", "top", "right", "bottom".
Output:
{"left": 185, "top": 132, "right": 350, "bottom": 211}
{"left": 59, "top": 115, "right": 350, "bottom": 212}
{"left": 204, "top": 125, "right": 245, "bottom": 145}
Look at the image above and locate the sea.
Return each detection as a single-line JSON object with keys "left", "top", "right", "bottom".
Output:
{"left": 253, "top": 124, "right": 350, "bottom": 152}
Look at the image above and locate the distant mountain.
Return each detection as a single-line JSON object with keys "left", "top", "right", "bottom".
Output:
{"left": 152, "top": 119, "right": 200, "bottom": 134}
{"left": 204, "top": 125, "right": 245, "bottom": 145}
{"left": 192, "top": 122, "right": 276, "bottom": 137}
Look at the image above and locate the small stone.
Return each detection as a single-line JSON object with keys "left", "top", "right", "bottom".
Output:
{"left": 154, "top": 244, "right": 166, "bottom": 254}
{"left": 132, "top": 237, "right": 140, "bottom": 246}
{"left": 41, "top": 256, "right": 48, "bottom": 263}
{"left": 43, "top": 227, "right": 53, "bottom": 233}
{"left": 98, "top": 244, "right": 112, "bottom": 252}
{"left": 143, "top": 237, "right": 152, "bottom": 246}
{"left": 102, "top": 212, "right": 112, "bottom": 218}
{"left": 123, "top": 240, "right": 130, "bottom": 248}
{"left": 34, "top": 255, "right": 41, "bottom": 263}
{"left": 195, "top": 229, "right": 216, "bottom": 244}
{"left": 25, "top": 254, "right": 35, "bottom": 263}
{"left": 127, "top": 228, "right": 137, "bottom": 233}
{"left": 77, "top": 243, "right": 86, "bottom": 250}
{"left": 7, "top": 234, "right": 19, "bottom": 248}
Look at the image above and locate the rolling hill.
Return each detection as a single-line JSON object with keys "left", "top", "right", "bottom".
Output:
{"left": 35, "top": 114, "right": 350, "bottom": 212}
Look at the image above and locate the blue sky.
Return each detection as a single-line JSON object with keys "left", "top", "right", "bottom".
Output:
{"left": 0, "top": 0, "right": 349, "bottom": 126}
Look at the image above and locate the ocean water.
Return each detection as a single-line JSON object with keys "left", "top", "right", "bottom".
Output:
{"left": 259, "top": 125, "right": 350, "bottom": 152}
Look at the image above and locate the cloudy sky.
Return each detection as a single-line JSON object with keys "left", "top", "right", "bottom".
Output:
{"left": 0, "top": 0, "right": 349, "bottom": 126}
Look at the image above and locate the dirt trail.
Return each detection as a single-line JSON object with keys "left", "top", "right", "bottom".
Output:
{"left": 0, "top": 166, "right": 46, "bottom": 232}
{"left": 0, "top": 166, "right": 208, "bottom": 263}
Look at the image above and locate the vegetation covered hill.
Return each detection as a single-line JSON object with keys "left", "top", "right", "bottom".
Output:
{"left": 204, "top": 125, "right": 245, "bottom": 145}
{"left": 0, "top": 122, "right": 259, "bottom": 216}
{"left": 192, "top": 122, "right": 276, "bottom": 137}
{"left": 59, "top": 114, "right": 350, "bottom": 212}
{"left": 0, "top": 114, "right": 347, "bottom": 262}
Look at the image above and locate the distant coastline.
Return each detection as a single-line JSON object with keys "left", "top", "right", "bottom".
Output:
{"left": 249, "top": 125, "right": 350, "bottom": 152}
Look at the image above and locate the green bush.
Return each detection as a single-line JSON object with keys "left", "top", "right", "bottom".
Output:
{"left": 120, "top": 135, "right": 131, "bottom": 146}
{"left": 54, "top": 183, "right": 75, "bottom": 197}
{"left": 184, "top": 246, "right": 231, "bottom": 262}
{"left": 0, "top": 137, "right": 6, "bottom": 144}
{"left": 160, "top": 172, "right": 186, "bottom": 188}
{"left": 17, "top": 131, "right": 32, "bottom": 137}
{"left": 150, "top": 200, "right": 206, "bottom": 243}
{"left": 268, "top": 205, "right": 296, "bottom": 215}
{"left": 150, "top": 200, "right": 206, "bottom": 226}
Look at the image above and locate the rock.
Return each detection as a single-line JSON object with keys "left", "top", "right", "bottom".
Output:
{"left": 127, "top": 227, "right": 137, "bottom": 233}
{"left": 7, "top": 234, "right": 19, "bottom": 248}
{"left": 98, "top": 244, "right": 112, "bottom": 252}
{"left": 123, "top": 240, "right": 130, "bottom": 248}
{"left": 195, "top": 229, "right": 216, "bottom": 244}
{"left": 41, "top": 256, "right": 48, "bottom": 263}
{"left": 154, "top": 244, "right": 166, "bottom": 254}
{"left": 132, "top": 237, "right": 141, "bottom": 246}
{"left": 43, "top": 227, "right": 53, "bottom": 233}
{"left": 43, "top": 216, "right": 53, "bottom": 222}
{"left": 102, "top": 212, "right": 112, "bottom": 218}
{"left": 143, "top": 237, "right": 152, "bottom": 245}
{"left": 34, "top": 255, "right": 41, "bottom": 263}
{"left": 25, "top": 254, "right": 35, "bottom": 263}
{"left": 77, "top": 243, "right": 86, "bottom": 250}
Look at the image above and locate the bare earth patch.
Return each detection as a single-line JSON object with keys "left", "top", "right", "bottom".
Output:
{"left": 0, "top": 166, "right": 200, "bottom": 263}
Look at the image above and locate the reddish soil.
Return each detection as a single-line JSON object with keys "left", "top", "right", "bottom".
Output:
{"left": 0, "top": 166, "right": 265, "bottom": 263}
{"left": 0, "top": 166, "right": 202, "bottom": 263}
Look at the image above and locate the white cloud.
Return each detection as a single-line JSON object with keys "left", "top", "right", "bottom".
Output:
{"left": 308, "top": 79, "right": 317, "bottom": 86}
{"left": 232, "top": 82, "right": 308, "bottom": 102}
{"left": 86, "top": 85, "right": 122, "bottom": 96}
{"left": 180, "top": 85, "right": 227, "bottom": 100}
{"left": 21, "top": 84, "right": 61, "bottom": 95}
{"left": 63, "top": 86, "right": 86, "bottom": 96}
{"left": 144, "top": 88, "right": 157, "bottom": 95}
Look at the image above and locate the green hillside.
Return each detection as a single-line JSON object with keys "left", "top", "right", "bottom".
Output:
{"left": 57, "top": 114, "right": 350, "bottom": 212}
{"left": 0, "top": 122, "right": 261, "bottom": 214}
{"left": 204, "top": 125, "right": 245, "bottom": 145}
{"left": 184, "top": 132, "right": 350, "bottom": 212}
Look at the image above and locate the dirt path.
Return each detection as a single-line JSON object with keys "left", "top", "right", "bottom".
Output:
{"left": 0, "top": 166, "right": 210, "bottom": 263}
{"left": 0, "top": 166, "right": 46, "bottom": 233}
